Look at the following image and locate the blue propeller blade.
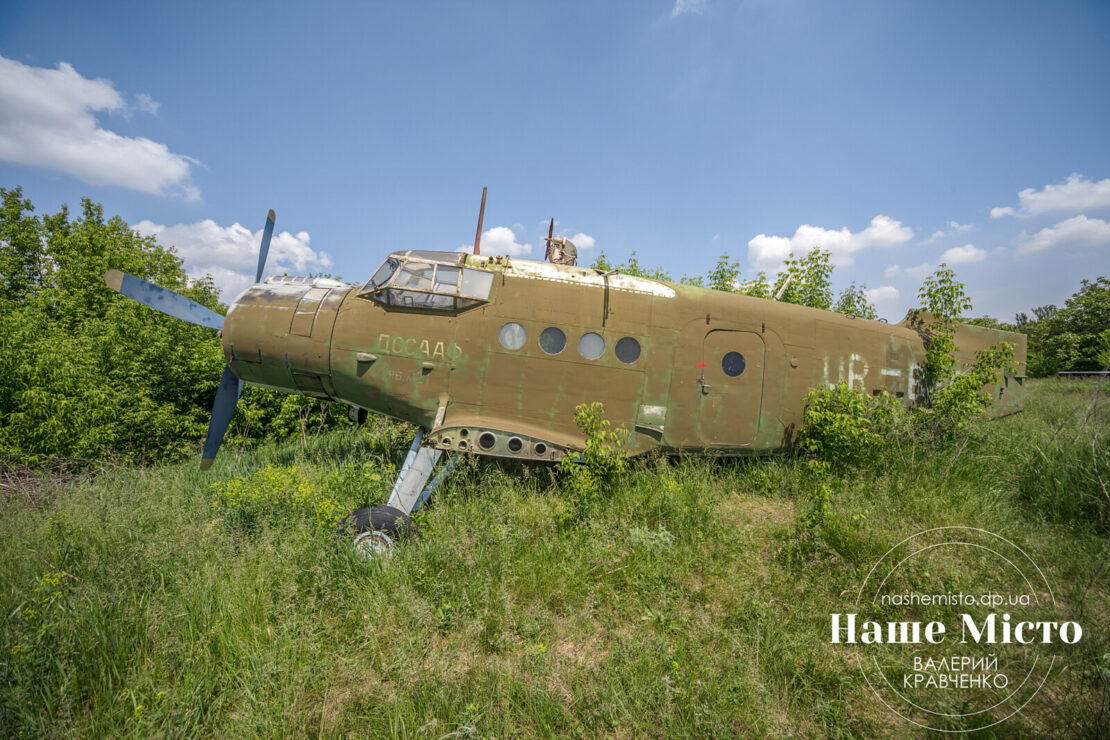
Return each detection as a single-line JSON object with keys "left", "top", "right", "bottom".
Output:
{"left": 200, "top": 366, "right": 243, "bottom": 470}
{"left": 255, "top": 209, "right": 276, "bottom": 283}
{"left": 104, "top": 270, "right": 224, "bottom": 330}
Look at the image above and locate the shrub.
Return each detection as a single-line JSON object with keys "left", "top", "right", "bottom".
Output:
{"left": 560, "top": 402, "right": 628, "bottom": 505}
{"left": 797, "top": 382, "right": 903, "bottom": 466}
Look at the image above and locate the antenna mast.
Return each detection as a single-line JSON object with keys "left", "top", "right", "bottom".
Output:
{"left": 472, "top": 187, "right": 487, "bottom": 255}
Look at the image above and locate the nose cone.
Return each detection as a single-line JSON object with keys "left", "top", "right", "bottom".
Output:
{"left": 223, "top": 277, "right": 351, "bottom": 398}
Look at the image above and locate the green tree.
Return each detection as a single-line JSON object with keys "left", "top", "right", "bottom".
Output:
{"left": 833, "top": 282, "right": 878, "bottom": 319}
{"left": 0, "top": 187, "right": 352, "bottom": 468}
{"left": 914, "top": 264, "right": 974, "bottom": 392}
{"left": 1022, "top": 278, "right": 1110, "bottom": 375}
{"left": 590, "top": 250, "right": 671, "bottom": 281}
{"left": 705, "top": 254, "right": 742, "bottom": 292}
{"left": 772, "top": 248, "right": 834, "bottom": 309}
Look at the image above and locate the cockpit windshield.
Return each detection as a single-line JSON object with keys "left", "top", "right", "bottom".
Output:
{"left": 358, "top": 251, "right": 494, "bottom": 311}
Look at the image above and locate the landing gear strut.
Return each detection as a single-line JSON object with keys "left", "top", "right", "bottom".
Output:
{"left": 347, "top": 427, "right": 458, "bottom": 555}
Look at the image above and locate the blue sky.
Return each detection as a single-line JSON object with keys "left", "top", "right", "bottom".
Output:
{"left": 2, "top": 0, "right": 1109, "bottom": 320}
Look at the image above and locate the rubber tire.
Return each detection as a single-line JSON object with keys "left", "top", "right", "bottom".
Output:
{"left": 345, "top": 505, "right": 417, "bottom": 540}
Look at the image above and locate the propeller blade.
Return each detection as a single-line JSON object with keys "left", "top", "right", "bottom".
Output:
{"left": 104, "top": 270, "right": 224, "bottom": 330}
{"left": 200, "top": 366, "right": 242, "bottom": 470}
{"left": 255, "top": 209, "right": 276, "bottom": 283}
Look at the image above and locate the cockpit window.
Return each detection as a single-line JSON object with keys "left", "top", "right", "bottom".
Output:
{"left": 368, "top": 258, "right": 399, "bottom": 289}
{"left": 358, "top": 252, "right": 493, "bottom": 311}
{"left": 460, "top": 269, "right": 493, "bottom": 299}
{"left": 393, "top": 262, "right": 435, "bottom": 290}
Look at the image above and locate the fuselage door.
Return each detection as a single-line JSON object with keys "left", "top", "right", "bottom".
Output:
{"left": 698, "top": 330, "right": 765, "bottom": 446}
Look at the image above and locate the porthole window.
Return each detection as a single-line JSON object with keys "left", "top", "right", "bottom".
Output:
{"left": 578, "top": 332, "right": 605, "bottom": 360}
{"left": 722, "top": 351, "right": 746, "bottom": 377}
{"left": 539, "top": 327, "right": 566, "bottom": 355}
{"left": 615, "top": 337, "right": 641, "bottom": 364}
{"left": 499, "top": 322, "right": 526, "bottom": 350}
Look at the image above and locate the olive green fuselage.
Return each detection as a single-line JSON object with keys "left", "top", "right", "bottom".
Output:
{"left": 221, "top": 254, "right": 1027, "bottom": 461}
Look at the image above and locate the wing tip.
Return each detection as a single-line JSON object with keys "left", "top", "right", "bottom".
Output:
{"left": 103, "top": 269, "right": 124, "bottom": 292}
{"left": 267, "top": 209, "right": 276, "bottom": 223}
{"left": 200, "top": 458, "right": 214, "bottom": 471}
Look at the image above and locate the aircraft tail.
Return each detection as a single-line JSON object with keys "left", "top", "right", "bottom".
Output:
{"left": 900, "top": 311, "right": 1028, "bottom": 418}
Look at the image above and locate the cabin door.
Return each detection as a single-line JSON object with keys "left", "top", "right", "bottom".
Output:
{"left": 697, "top": 330, "right": 765, "bottom": 446}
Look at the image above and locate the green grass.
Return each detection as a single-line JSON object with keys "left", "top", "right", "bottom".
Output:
{"left": 1, "top": 381, "right": 1108, "bottom": 737}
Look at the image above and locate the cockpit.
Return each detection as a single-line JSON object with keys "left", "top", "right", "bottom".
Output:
{"left": 357, "top": 250, "right": 494, "bottom": 311}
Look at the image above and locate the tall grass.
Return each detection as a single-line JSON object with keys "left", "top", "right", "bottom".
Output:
{"left": 1, "top": 380, "right": 1107, "bottom": 737}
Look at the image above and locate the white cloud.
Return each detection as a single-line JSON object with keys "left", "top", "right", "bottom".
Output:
{"left": 134, "top": 93, "right": 159, "bottom": 115}
{"left": 134, "top": 219, "right": 330, "bottom": 299}
{"left": 0, "top": 55, "right": 197, "bottom": 199}
{"left": 884, "top": 262, "right": 934, "bottom": 281}
{"left": 991, "top": 174, "right": 1110, "bottom": 218}
{"left": 747, "top": 214, "right": 913, "bottom": 273}
{"left": 939, "top": 243, "right": 987, "bottom": 264}
{"left": 672, "top": 0, "right": 706, "bottom": 17}
{"left": 459, "top": 225, "right": 532, "bottom": 257}
{"left": 865, "top": 285, "right": 900, "bottom": 304}
{"left": 1015, "top": 214, "right": 1110, "bottom": 255}
{"left": 567, "top": 232, "right": 596, "bottom": 249}
{"left": 919, "top": 220, "right": 976, "bottom": 245}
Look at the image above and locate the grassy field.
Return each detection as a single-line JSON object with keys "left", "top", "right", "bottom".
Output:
{"left": 1, "top": 379, "right": 1108, "bottom": 738}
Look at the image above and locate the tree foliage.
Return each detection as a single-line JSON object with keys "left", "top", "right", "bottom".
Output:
{"left": 833, "top": 282, "right": 878, "bottom": 320}
{"left": 771, "top": 248, "right": 834, "bottom": 310}
{"left": 0, "top": 187, "right": 351, "bottom": 468}
{"left": 1018, "top": 277, "right": 1110, "bottom": 375}
{"left": 915, "top": 264, "right": 975, "bottom": 397}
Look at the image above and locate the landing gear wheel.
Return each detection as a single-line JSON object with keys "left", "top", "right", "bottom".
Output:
{"left": 345, "top": 505, "right": 416, "bottom": 557}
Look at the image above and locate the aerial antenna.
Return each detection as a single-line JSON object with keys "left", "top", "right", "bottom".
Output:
{"left": 472, "top": 186, "right": 487, "bottom": 255}
{"left": 544, "top": 217, "right": 554, "bottom": 260}
{"left": 772, "top": 250, "right": 796, "bottom": 301}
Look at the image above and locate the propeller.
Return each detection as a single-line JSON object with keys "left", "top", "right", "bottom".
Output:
{"left": 104, "top": 209, "right": 276, "bottom": 470}
{"left": 103, "top": 269, "right": 226, "bottom": 330}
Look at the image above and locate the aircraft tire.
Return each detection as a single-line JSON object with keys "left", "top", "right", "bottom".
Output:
{"left": 345, "top": 504, "right": 417, "bottom": 541}
{"left": 346, "top": 505, "right": 417, "bottom": 557}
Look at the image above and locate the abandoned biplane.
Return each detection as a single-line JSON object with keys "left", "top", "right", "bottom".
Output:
{"left": 105, "top": 197, "right": 1027, "bottom": 551}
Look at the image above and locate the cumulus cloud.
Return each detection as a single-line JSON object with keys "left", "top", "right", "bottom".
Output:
{"left": 884, "top": 262, "right": 934, "bottom": 281}
{"left": 865, "top": 285, "right": 900, "bottom": 304}
{"left": 991, "top": 174, "right": 1110, "bottom": 218}
{"left": 1015, "top": 214, "right": 1110, "bottom": 255}
{"left": 939, "top": 243, "right": 987, "bottom": 264}
{"left": 747, "top": 214, "right": 913, "bottom": 273}
{"left": 459, "top": 225, "right": 532, "bottom": 257}
{"left": 672, "top": 0, "right": 706, "bottom": 17}
{"left": 567, "top": 232, "right": 596, "bottom": 249}
{"left": 134, "top": 219, "right": 330, "bottom": 299}
{"left": 918, "top": 220, "right": 976, "bottom": 245}
{"left": 0, "top": 55, "right": 198, "bottom": 199}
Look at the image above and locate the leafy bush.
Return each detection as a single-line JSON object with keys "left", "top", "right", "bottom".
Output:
{"left": 560, "top": 402, "right": 628, "bottom": 506}
{"left": 797, "top": 383, "right": 902, "bottom": 466}
{"left": 919, "top": 342, "right": 1015, "bottom": 438}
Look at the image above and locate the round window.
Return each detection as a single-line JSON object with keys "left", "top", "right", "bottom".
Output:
{"left": 578, "top": 332, "right": 605, "bottom": 360}
{"left": 499, "top": 322, "right": 526, "bottom": 350}
{"left": 615, "top": 337, "right": 641, "bottom": 364}
{"left": 539, "top": 327, "right": 566, "bottom": 355}
{"left": 722, "top": 351, "right": 746, "bottom": 377}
